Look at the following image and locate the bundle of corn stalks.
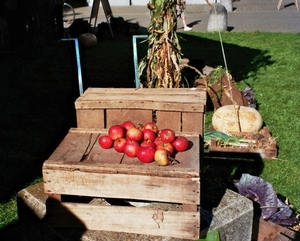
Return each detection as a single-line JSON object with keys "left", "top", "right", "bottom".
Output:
{"left": 138, "top": 0, "right": 184, "bottom": 88}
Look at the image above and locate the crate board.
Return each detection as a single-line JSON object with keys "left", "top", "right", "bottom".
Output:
{"left": 208, "top": 127, "right": 277, "bottom": 159}
{"left": 46, "top": 200, "right": 200, "bottom": 240}
{"left": 75, "top": 88, "right": 206, "bottom": 134}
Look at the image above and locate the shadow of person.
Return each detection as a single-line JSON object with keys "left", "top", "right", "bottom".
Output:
{"left": 0, "top": 183, "right": 86, "bottom": 241}
{"left": 188, "top": 20, "right": 202, "bottom": 27}
{"left": 44, "top": 196, "right": 88, "bottom": 231}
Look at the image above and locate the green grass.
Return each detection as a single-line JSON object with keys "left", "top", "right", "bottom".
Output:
{"left": 1, "top": 31, "right": 300, "bottom": 230}
{"left": 0, "top": 197, "right": 18, "bottom": 228}
{"left": 0, "top": 177, "right": 43, "bottom": 229}
{"left": 183, "top": 31, "right": 300, "bottom": 211}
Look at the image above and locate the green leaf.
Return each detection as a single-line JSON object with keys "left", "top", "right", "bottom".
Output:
{"left": 197, "top": 229, "right": 220, "bottom": 241}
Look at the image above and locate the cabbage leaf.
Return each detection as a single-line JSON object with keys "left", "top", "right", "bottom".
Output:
{"left": 234, "top": 173, "right": 298, "bottom": 227}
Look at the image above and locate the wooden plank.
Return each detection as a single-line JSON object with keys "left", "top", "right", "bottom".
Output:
{"left": 43, "top": 159, "right": 200, "bottom": 178}
{"left": 76, "top": 90, "right": 204, "bottom": 102}
{"left": 76, "top": 109, "right": 105, "bottom": 128}
{"left": 156, "top": 111, "right": 181, "bottom": 132}
{"left": 46, "top": 132, "right": 99, "bottom": 163}
{"left": 82, "top": 87, "right": 206, "bottom": 97}
{"left": 182, "top": 112, "right": 204, "bottom": 135}
{"left": 43, "top": 170, "right": 200, "bottom": 204}
{"left": 76, "top": 100, "right": 204, "bottom": 112}
{"left": 46, "top": 201, "right": 200, "bottom": 240}
{"left": 106, "top": 109, "right": 153, "bottom": 127}
{"left": 253, "top": 216, "right": 298, "bottom": 241}
{"left": 69, "top": 127, "right": 106, "bottom": 134}
{"left": 182, "top": 204, "right": 198, "bottom": 212}
{"left": 209, "top": 140, "right": 277, "bottom": 159}
{"left": 44, "top": 129, "right": 200, "bottom": 177}
{"left": 75, "top": 88, "right": 206, "bottom": 112}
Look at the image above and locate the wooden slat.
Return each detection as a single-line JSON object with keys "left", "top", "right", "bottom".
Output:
{"left": 106, "top": 109, "right": 153, "bottom": 127}
{"left": 69, "top": 127, "right": 106, "bottom": 134}
{"left": 82, "top": 87, "right": 206, "bottom": 97}
{"left": 46, "top": 132, "right": 100, "bottom": 163}
{"left": 182, "top": 204, "right": 198, "bottom": 212}
{"left": 209, "top": 140, "right": 277, "bottom": 159}
{"left": 75, "top": 88, "right": 206, "bottom": 112}
{"left": 46, "top": 201, "right": 200, "bottom": 240}
{"left": 76, "top": 101, "right": 204, "bottom": 112}
{"left": 43, "top": 170, "right": 200, "bottom": 204}
{"left": 44, "top": 129, "right": 200, "bottom": 177}
{"left": 156, "top": 111, "right": 181, "bottom": 132}
{"left": 182, "top": 112, "right": 204, "bottom": 135}
{"left": 75, "top": 89, "right": 204, "bottom": 103}
{"left": 253, "top": 216, "right": 298, "bottom": 241}
{"left": 76, "top": 109, "right": 105, "bottom": 128}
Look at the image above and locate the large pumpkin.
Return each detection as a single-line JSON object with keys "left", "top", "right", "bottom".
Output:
{"left": 212, "top": 105, "right": 263, "bottom": 133}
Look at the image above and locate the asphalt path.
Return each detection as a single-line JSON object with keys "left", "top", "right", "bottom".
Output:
{"left": 72, "top": 0, "right": 300, "bottom": 33}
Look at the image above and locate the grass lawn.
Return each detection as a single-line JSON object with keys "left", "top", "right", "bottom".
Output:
{"left": 0, "top": 31, "right": 299, "bottom": 233}
{"left": 185, "top": 31, "right": 300, "bottom": 215}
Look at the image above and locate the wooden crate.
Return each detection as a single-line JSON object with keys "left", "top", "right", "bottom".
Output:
{"left": 43, "top": 128, "right": 201, "bottom": 240}
{"left": 75, "top": 88, "right": 206, "bottom": 135}
{"left": 208, "top": 127, "right": 277, "bottom": 159}
{"left": 43, "top": 88, "right": 206, "bottom": 240}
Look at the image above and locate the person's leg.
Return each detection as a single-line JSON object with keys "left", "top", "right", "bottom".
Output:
{"left": 181, "top": 12, "right": 192, "bottom": 31}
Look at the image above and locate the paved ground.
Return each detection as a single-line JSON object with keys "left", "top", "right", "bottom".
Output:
{"left": 72, "top": 0, "right": 300, "bottom": 33}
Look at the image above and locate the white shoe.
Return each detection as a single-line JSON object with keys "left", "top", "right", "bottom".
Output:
{"left": 184, "top": 26, "right": 192, "bottom": 31}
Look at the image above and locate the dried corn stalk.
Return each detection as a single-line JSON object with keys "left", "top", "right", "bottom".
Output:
{"left": 138, "top": 0, "right": 183, "bottom": 88}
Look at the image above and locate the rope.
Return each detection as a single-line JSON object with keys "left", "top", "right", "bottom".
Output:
{"left": 209, "top": 0, "right": 242, "bottom": 132}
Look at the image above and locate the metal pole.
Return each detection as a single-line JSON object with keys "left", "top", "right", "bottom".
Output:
{"left": 61, "top": 38, "right": 83, "bottom": 95}
{"left": 132, "top": 35, "right": 148, "bottom": 88}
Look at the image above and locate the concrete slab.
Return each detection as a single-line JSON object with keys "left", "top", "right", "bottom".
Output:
{"left": 208, "top": 189, "right": 253, "bottom": 240}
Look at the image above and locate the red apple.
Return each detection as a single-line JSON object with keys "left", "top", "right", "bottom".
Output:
{"left": 143, "top": 121, "right": 159, "bottom": 134}
{"left": 108, "top": 125, "right": 126, "bottom": 140}
{"left": 98, "top": 135, "right": 114, "bottom": 149}
{"left": 142, "top": 129, "right": 156, "bottom": 142}
{"left": 140, "top": 140, "right": 156, "bottom": 149}
{"left": 154, "top": 149, "right": 171, "bottom": 166}
{"left": 126, "top": 127, "right": 143, "bottom": 141}
{"left": 156, "top": 142, "right": 174, "bottom": 155}
{"left": 121, "top": 120, "right": 135, "bottom": 130}
{"left": 154, "top": 136, "right": 163, "bottom": 146}
{"left": 137, "top": 147, "right": 155, "bottom": 163}
{"left": 123, "top": 140, "right": 140, "bottom": 157}
{"left": 158, "top": 128, "right": 176, "bottom": 143}
{"left": 113, "top": 137, "right": 127, "bottom": 153}
{"left": 172, "top": 136, "right": 189, "bottom": 152}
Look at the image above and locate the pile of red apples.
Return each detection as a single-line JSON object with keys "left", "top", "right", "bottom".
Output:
{"left": 98, "top": 121, "right": 189, "bottom": 166}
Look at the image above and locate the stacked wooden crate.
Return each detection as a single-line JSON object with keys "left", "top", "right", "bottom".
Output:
{"left": 43, "top": 88, "right": 206, "bottom": 240}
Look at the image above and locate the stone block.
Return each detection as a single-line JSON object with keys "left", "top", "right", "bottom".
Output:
{"left": 208, "top": 189, "right": 253, "bottom": 241}
{"left": 207, "top": 4, "right": 228, "bottom": 32}
{"left": 220, "top": 0, "right": 233, "bottom": 12}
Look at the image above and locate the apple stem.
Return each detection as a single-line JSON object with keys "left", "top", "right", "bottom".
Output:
{"left": 169, "top": 156, "right": 180, "bottom": 165}
{"left": 119, "top": 153, "right": 125, "bottom": 164}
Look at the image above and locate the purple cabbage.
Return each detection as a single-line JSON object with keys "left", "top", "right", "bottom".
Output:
{"left": 234, "top": 173, "right": 298, "bottom": 227}
{"left": 242, "top": 87, "right": 256, "bottom": 109}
